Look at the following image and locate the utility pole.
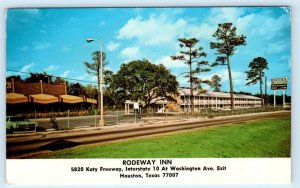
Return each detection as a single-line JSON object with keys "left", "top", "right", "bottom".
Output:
{"left": 86, "top": 38, "right": 105, "bottom": 126}
{"left": 265, "top": 76, "right": 267, "bottom": 106}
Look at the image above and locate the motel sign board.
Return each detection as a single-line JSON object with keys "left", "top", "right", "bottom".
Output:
{"left": 271, "top": 77, "right": 288, "bottom": 90}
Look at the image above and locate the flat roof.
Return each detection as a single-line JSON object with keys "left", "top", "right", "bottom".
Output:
{"left": 179, "top": 89, "right": 261, "bottom": 100}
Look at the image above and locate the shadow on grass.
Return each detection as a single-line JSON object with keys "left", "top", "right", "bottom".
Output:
{"left": 39, "top": 139, "right": 80, "bottom": 151}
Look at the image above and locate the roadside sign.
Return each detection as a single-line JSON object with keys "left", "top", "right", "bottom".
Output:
{"left": 271, "top": 84, "right": 287, "bottom": 90}
{"left": 271, "top": 77, "right": 288, "bottom": 90}
{"left": 133, "top": 102, "right": 139, "bottom": 109}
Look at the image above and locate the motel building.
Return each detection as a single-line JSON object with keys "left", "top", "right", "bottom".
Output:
{"left": 179, "top": 88, "right": 262, "bottom": 112}
{"left": 124, "top": 88, "right": 262, "bottom": 114}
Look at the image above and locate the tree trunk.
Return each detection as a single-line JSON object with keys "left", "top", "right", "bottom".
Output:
{"left": 227, "top": 55, "right": 234, "bottom": 113}
{"left": 260, "top": 71, "right": 263, "bottom": 107}
{"left": 189, "top": 49, "right": 194, "bottom": 115}
{"left": 265, "top": 76, "right": 267, "bottom": 106}
{"left": 146, "top": 105, "right": 151, "bottom": 117}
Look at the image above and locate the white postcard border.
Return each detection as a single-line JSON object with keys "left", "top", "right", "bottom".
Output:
{"left": 6, "top": 158, "right": 291, "bottom": 185}
{"left": 1, "top": 0, "right": 299, "bottom": 188}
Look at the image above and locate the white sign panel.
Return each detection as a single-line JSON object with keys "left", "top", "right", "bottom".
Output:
{"left": 271, "top": 77, "right": 288, "bottom": 90}
{"left": 133, "top": 102, "right": 139, "bottom": 109}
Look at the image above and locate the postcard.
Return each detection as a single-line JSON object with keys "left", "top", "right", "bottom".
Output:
{"left": 5, "top": 6, "right": 291, "bottom": 185}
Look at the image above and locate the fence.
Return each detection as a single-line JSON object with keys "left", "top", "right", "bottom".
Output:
{"left": 21, "top": 106, "right": 288, "bottom": 132}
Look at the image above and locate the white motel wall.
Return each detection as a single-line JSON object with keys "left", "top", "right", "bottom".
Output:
{"left": 125, "top": 88, "right": 262, "bottom": 114}
{"left": 179, "top": 88, "right": 262, "bottom": 112}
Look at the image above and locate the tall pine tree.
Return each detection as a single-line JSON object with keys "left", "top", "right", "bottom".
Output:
{"left": 171, "top": 38, "right": 210, "bottom": 114}
{"left": 210, "top": 23, "right": 246, "bottom": 112}
{"left": 245, "top": 57, "right": 269, "bottom": 106}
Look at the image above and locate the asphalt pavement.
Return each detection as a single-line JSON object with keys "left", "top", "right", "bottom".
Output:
{"left": 30, "top": 111, "right": 178, "bottom": 130}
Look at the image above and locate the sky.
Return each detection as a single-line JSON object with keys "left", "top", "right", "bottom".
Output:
{"left": 6, "top": 7, "right": 291, "bottom": 95}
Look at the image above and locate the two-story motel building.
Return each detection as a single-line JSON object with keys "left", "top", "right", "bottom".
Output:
{"left": 179, "top": 88, "right": 262, "bottom": 112}
{"left": 124, "top": 88, "right": 262, "bottom": 114}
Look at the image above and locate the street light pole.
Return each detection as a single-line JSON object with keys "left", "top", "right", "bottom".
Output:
{"left": 99, "top": 41, "right": 105, "bottom": 126}
{"left": 86, "top": 38, "right": 105, "bottom": 126}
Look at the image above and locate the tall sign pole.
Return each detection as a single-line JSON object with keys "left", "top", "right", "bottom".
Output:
{"left": 283, "top": 90, "right": 285, "bottom": 108}
{"left": 274, "top": 90, "right": 276, "bottom": 108}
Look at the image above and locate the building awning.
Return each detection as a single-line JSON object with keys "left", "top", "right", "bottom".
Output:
{"left": 31, "top": 94, "right": 59, "bottom": 104}
{"left": 6, "top": 93, "right": 29, "bottom": 104}
{"left": 86, "top": 98, "right": 97, "bottom": 104}
{"left": 60, "top": 95, "right": 84, "bottom": 104}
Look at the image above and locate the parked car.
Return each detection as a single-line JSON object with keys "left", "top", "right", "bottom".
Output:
{"left": 6, "top": 116, "right": 38, "bottom": 134}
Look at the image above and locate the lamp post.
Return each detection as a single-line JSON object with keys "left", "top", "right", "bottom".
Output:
{"left": 86, "top": 38, "right": 105, "bottom": 126}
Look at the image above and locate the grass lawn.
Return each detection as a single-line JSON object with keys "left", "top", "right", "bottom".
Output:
{"left": 35, "top": 116, "right": 291, "bottom": 158}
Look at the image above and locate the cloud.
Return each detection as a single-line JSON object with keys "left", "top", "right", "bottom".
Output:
{"left": 20, "top": 63, "right": 34, "bottom": 72}
{"left": 220, "top": 69, "right": 245, "bottom": 85}
{"left": 209, "top": 8, "right": 245, "bottom": 24}
{"left": 17, "top": 9, "right": 42, "bottom": 22}
{"left": 277, "top": 55, "right": 291, "bottom": 69}
{"left": 231, "top": 71, "right": 246, "bottom": 85}
{"left": 236, "top": 13, "right": 255, "bottom": 33}
{"left": 216, "top": 8, "right": 285, "bottom": 42}
{"left": 154, "top": 56, "right": 186, "bottom": 68}
{"left": 169, "top": 8, "right": 185, "bottom": 15}
{"left": 198, "top": 8, "right": 255, "bottom": 38}
{"left": 115, "top": 8, "right": 253, "bottom": 49}
{"left": 201, "top": 69, "right": 245, "bottom": 85}
{"left": 242, "top": 12, "right": 290, "bottom": 41}
{"left": 121, "top": 47, "right": 140, "bottom": 59}
{"left": 188, "top": 23, "right": 216, "bottom": 41}
{"left": 33, "top": 42, "right": 51, "bottom": 50}
{"left": 60, "top": 70, "right": 71, "bottom": 77}
{"left": 176, "top": 75, "right": 189, "bottom": 86}
{"left": 117, "top": 14, "right": 187, "bottom": 46}
{"left": 107, "top": 42, "right": 120, "bottom": 51}
{"left": 43, "top": 65, "right": 58, "bottom": 72}
{"left": 279, "top": 55, "right": 290, "bottom": 61}
{"left": 267, "top": 40, "right": 287, "bottom": 54}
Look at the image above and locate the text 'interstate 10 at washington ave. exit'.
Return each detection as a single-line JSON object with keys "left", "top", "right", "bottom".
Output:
{"left": 70, "top": 159, "right": 227, "bottom": 178}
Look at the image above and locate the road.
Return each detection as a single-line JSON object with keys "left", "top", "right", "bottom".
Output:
{"left": 7, "top": 111, "right": 290, "bottom": 159}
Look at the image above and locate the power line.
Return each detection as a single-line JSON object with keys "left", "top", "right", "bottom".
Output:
{"left": 6, "top": 69, "right": 97, "bottom": 84}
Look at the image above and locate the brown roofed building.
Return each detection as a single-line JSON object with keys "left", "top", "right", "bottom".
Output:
{"left": 6, "top": 78, "right": 97, "bottom": 117}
